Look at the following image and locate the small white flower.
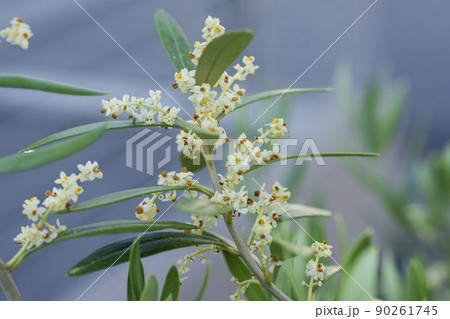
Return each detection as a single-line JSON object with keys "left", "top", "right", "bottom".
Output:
{"left": 22, "top": 197, "right": 46, "bottom": 222}
{"left": 174, "top": 69, "right": 196, "bottom": 93}
{"left": 0, "top": 18, "right": 33, "bottom": 50}
{"left": 135, "top": 197, "right": 159, "bottom": 221}
{"left": 77, "top": 161, "right": 103, "bottom": 182}
{"left": 312, "top": 241, "right": 333, "bottom": 258}
{"left": 305, "top": 259, "right": 325, "bottom": 281}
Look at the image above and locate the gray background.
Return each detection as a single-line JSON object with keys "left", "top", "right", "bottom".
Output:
{"left": 1, "top": 0, "right": 449, "bottom": 300}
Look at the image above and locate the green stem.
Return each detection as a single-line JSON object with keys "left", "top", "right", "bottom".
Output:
{"left": 0, "top": 259, "right": 23, "bottom": 301}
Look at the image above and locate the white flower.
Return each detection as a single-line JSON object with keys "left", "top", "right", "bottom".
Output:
{"left": 305, "top": 259, "right": 325, "bottom": 281}
{"left": 158, "top": 106, "right": 180, "bottom": 125}
{"left": 13, "top": 224, "right": 56, "bottom": 248}
{"left": 202, "top": 16, "right": 225, "bottom": 42}
{"left": 43, "top": 187, "right": 70, "bottom": 211}
{"left": 266, "top": 118, "right": 288, "bottom": 138}
{"left": 312, "top": 241, "right": 333, "bottom": 258}
{"left": 22, "top": 197, "right": 46, "bottom": 222}
{"left": 174, "top": 69, "right": 196, "bottom": 93}
{"left": 77, "top": 161, "right": 103, "bottom": 182}
{"left": 191, "top": 215, "right": 217, "bottom": 229}
{"left": 135, "top": 197, "right": 159, "bottom": 221}
{"left": 0, "top": 18, "right": 33, "bottom": 50}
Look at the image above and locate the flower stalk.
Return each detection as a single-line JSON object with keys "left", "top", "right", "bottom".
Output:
{"left": 0, "top": 258, "right": 23, "bottom": 301}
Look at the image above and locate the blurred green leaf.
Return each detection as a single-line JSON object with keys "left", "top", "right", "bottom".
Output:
{"left": 154, "top": 9, "right": 195, "bottom": 72}
{"left": 67, "top": 232, "right": 226, "bottom": 276}
{"left": 128, "top": 237, "right": 145, "bottom": 300}
{"left": 160, "top": 265, "right": 180, "bottom": 301}
{"left": 245, "top": 152, "right": 379, "bottom": 174}
{"left": 270, "top": 238, "right": 314, "bottom": 261}
{"left": 195, "top": 30, "right": 253, "bottom": 86}
{"left": 177, "top": 198, "right": 233, "bottom": 216}
{"left": 54, "top": 185, "right": 213, "bottom": 215}
{"left": 361, "top": 79, "right": 381, "bottom": 151}
{"left": 334, "top": 214, "right": 349, "bottom": 256}
{"left": 0, "top": 127, "right": 104, "bottom": 173}
{"left": 380, "top": 251, "right": 403, "bottom": 301}
{"left": 217, "top": 88, "right": 333, "bottom": 120}
{"left": 343, "top": 229, "right": 373, "bottom": 268}
{"left": 140, "top": 274, "right": 159, "bottom": 301}
{"left": 193, "top": 261, "right": 211, "bottom": 301}
{"left": 338, "top": 246, "right": 378, "bottom": 300}
{"left": 406, "top": 258, "right": 427, "bottom": 301}
{"left": 0, "top": 74, "right": 107, "bottom": 95}
{"left": 222, "top": 251, "right": 269, "bottom": 301}
{"left": 179, "top": 152, "right": 206, "bottom": 173}
{"left": 279, "top": 203, "right": 331, "bottom": 222}
{"left": 379, "top": 82, "right": 408, "bottom": 150}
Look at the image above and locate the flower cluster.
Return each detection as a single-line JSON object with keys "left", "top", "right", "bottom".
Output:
{"left": 13, "top": 161, "right": 103, "bottom": 249}
{"left": 0, "top": 17, "right": 33, "bottom": 50}
{"left": 133, "top": 167, "right": 198, "bottom": 222}
{"left": 229, "top": 276, "right": 258, "bottom": 301}
{"left": 303, "top": 241, "right": 333, "bottom": 288}
{"left": 100, "top": 90, "right": 180, "bottom": 126}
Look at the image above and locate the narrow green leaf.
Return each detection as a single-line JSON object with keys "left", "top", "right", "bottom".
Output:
{"left": 196, "top": 30, "right": 253, "bottom": 86}
{"left": 0, "top": 74, "right": 107, "bottom": 95}
{"left": 154, "top": 9, "right": 195, "bottom": 72}
{"left": 270, "top": 238, "right": 314, "bottom": 261}
{"left": 179, "top": 152, "right": 206, "bottom": 173}
{"left": 128, "top": 237, "right": 145, "bottom": 300}
{"left": 380, "top": 251, "right": 403, "bottom": 301}
{"left": 22, "top": 220, "right": 198, "bottom": 261}
{"left": 245, "top": 152, "right": 380, "bottom": 174}
{"left": 127, "top": 272, "right": 135, "bottom": 301}
{"left": 19, "top": 121, "right": 186, "bottom": 153}
{"left": 323, "top": 265, "right": 341, "bottom": 282}
{"left": 53, "top": 185, "right": 213, "bottom": 215}
{"left": 338, "top": 246, "right": 378, "bottom": 301}
{"left": 0, "top": 127, "right": 104, "bottom": 173}
{"left": 334, "top": 214, "right": 349, "bottom": 256}
{"left": 177, "top": 198, "right": 233, "bottom": 216}
{"left": 222, "top": 252, "right": 269, "bottom": 301}
{"left": 160, "top": 265, "right": 180, "bottom": 301}
{"left": 193, "top": 261, "right": 211, "bottom": 301}
{"left": 67, "top": 232, "right": 226, "bottom": 276}
{"left": 279, "top": 203, "right": 331, "bottom": 222}
{"left": 406, "top": 258, "right": 427, "bottom": 301}
{"left": 140, "top": 274, "right": 159, "bottom": 301}
{"left": 343, "top": 229, "right": 373, "bottom": 268}
{"left": 217, "top": 88, "right": 334, "bottom": 120}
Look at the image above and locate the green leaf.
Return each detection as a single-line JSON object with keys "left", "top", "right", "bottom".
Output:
{"left": 128, "top": 237, "right": 145, "bottom": 300}
{"left": 406, "top": 258, "right": 427, "bottom": 301}
{"left": 0, "top": 127, "right": 104, "bottom": 174}
{"left": 270, "top": 238, "right": 314, "bottom": 261}
{"left": 193, "top": 261, "right": 211, "bottom": 301}
{"left": 222, "top": 251, "right": 269, "bottom": 301}
{"left": 160, "top": 265, "right": 180, "bottom": 301}
{"left": 179, "top": 152, "right": 206, "bottom": 173}
{"left": 195, "top": 30, "right": 253, "bottom": 86}
{"left": 0, "top": 74, "right": 107, "bottom": 95}
{"left": 22, "top": 220, "right": 198, "bottom": 261}
{"left": 343, "top": 229, "right": 373, "bottom": 268}
{"left": 53, "top": 185, "right": 213, "bottom": 214}
{"left": 67, "top": 232, "right": 225, "bottom": 276}
{"left": 334, "top": 214, "right": 349, "bottom": 256}
{"left": 244, "top": 152, "right": 380, "bottom": 174}
{"left": 140, "top": 274, "right": 159, "bottom": 301}
{"left": 279, "top": 203, "right": 331, "bottom": 222}
{"left": 154, "top": 9, "right": 195, "bottom": 72}
{"left": 217, "top": 88, "right": 333, "bottom": 120}
{"left": 323, "top": 265, "right": 342, "bottom": 282}
{"left": 177, "top": 198, "right": 233, "bottom": 216}
{"left": 380, "top": 251, "right": 403, "bottom": 301}
{"left": 338, "top": 246, "right": 378, "bottom": 301}
{"left": 361, "top": 79, "right": 381, "bottom": 151}
{"left": 18, "top": 121, "right": 186, "bottom": 153}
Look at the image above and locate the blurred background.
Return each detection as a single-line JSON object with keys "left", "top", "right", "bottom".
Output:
{"left": 1, "top": 0, "right": 449, "bottom": 300}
